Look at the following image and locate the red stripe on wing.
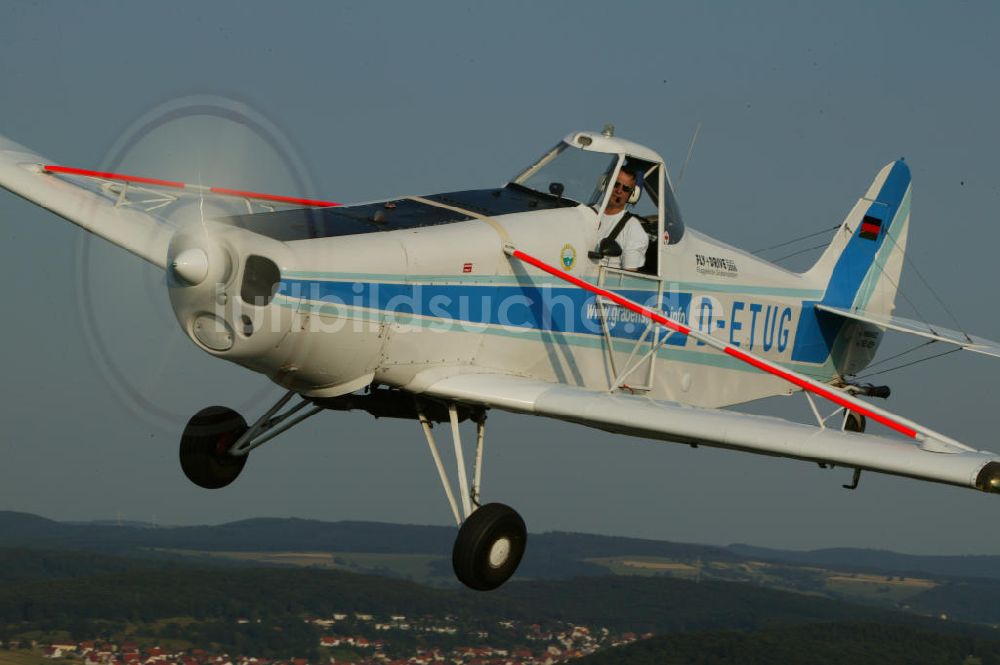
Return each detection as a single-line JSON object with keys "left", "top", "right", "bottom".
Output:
{"left": 43, "top": 164, "right": 339, "bottom": 208}
{"left": 44, "top": 164, "right": 186, "bottom": 189}
{"left": 208, "top": 186, "right": 339, "bottom": 208}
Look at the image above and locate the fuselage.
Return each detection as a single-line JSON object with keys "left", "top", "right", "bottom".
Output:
{"left": 167, "top": 189, "right": 879, "bottom": 408}
{"left": 167, "top": 131, "right": 898, "bottom": 408}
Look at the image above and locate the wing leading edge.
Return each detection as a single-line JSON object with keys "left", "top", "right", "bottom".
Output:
{"left": 0, "top": 134, "right": 173, "bottom": 268}
{"left": 413, "top": 371, "right": 1000, "bottom": 495}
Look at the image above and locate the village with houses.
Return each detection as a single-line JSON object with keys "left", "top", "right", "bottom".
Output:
{"left": 1, "top": 612, "right": 651, "bottom": 665}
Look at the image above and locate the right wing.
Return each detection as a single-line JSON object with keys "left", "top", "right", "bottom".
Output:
{"left": 0, "top": 134, "right": 174, "bottom": 269}
{"left": 414, "top": 371, "right": 1000, "bottom": 495}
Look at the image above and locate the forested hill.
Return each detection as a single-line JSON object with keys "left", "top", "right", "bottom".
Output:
{"left": 0, "top": 510, "right": 738, "bottom": 573}
{"left": 7, "top": 511, "right": 1000, "bottom": 626}
{"left": 14, "top": 510, "right": 1000, "bottom": 579}
{"left": 1, "top": 548, "right": 992, "bottom": 638}
{"left": 575, "top": 622, "right": 1000, "bottom": 665}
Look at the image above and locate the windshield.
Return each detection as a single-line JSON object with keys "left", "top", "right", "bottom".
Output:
{"left": 513, "top": 143, "right": 618, "bottom": 206}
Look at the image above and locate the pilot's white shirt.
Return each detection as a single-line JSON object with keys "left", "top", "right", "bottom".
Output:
{"left": 596, "top": 209, "right": 649, "bottom": 270}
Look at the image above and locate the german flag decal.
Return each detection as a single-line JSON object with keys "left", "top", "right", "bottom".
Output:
{"left": 859, "top": 215, "right": 882, "bottom": 240}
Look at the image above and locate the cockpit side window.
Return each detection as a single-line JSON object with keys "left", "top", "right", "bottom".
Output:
{"left": 661, "top": 179, "right": 685, "bottom": 245}
{"left": 611, "top": 158, "right": 659, "bottom": 275}
{"left": 634, "top": 160, "right": 684, "bottom": 246}
{"left": 601, "top": 157, "right": 686, "bottom": 275}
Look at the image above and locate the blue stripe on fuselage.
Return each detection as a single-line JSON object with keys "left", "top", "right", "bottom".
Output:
{"left": 791, "top": 160, "right": 911, "bottom": 363}
{"left": 278, "top": 279, "right": 811, "bottom": 361}
{"left": 278, "top": 279, "right": 693, "bottom": 343}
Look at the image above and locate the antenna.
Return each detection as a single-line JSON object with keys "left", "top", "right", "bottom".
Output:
{"left": 198, "top": 171, "right": 208, "bottom": 233}
{"left": 676, "top": 121, "right": 702, "bottom": 192}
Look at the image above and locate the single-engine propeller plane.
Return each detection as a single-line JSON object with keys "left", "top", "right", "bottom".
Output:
{"left": 3, "top": 126, "right": 1000, "bottom": 590}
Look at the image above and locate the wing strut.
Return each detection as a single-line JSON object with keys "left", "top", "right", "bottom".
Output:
{"left": 504, "top": 245, "right": 970, "bottom": 450}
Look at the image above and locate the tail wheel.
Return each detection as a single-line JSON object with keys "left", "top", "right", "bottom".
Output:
{"left": 844, "top": 411, "right": 867, "bottom": 433}
{"left": 452, "top": 503, "right": 527, "bottom": 591}
{"left": 179, "top": 406, "right": 249, "bottom": 489}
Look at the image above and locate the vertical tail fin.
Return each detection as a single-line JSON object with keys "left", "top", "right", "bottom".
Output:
{"left": 805, "top": 160, "right": 911, "bottom": 318}
{"left": 790, "top": 162, "right": 911, "bottom": 371}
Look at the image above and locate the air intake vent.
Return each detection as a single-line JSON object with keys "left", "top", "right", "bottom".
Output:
{"left": 240, "top": 255, "right": 280, "bottom": 306}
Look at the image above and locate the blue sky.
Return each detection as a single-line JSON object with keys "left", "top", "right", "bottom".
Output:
{"left": 2, "top": 1, "right": 1000, "bottom": 554}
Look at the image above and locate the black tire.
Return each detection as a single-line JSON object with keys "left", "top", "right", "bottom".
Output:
{"left": 179, "top": 406, "right": 249, "bottom": 489}
{"left": 844, "top": 411, "right": 867, "bottom": 433}
{"left": 452, "top": 503, "right": 527, "bottom": 591}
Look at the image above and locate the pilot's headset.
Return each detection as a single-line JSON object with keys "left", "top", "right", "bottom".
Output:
{"left": 597, "top": 165, "right": 643, "bottom": 206}
{"left": 627, "top": 168, "right": 644, "bottom": 205}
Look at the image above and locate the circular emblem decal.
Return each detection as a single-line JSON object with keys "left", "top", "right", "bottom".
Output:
{"left": 560, "top": 244, "right": 577, "bottom": 271}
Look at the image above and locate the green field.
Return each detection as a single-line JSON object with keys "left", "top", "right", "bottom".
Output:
{"left": 587, "top": 556, "right": 701, "bottom": 578}
{"left": 586, "top": 555, "right": 937, "bottom": 607}
{"left": 155, "top": 549, "right": 447, "bottom": 583}
{"left": 823, "top": 573, "right": 937, "bottom": 602}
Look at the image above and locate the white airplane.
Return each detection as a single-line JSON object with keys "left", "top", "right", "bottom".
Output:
{"left": 2, "top": 126, "right": 999, "bottom": 591}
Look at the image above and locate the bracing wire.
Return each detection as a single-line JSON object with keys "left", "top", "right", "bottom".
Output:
{"left": 751, "top": 224, "right": 841, "bottom": 255}
{"left": 848, "top": 340, "right": 935, "bottom": 374}
{"left": 879, "top": 227, "right": 971, "bottom": 340}
{"left": 847, "top": 237, "right": 932, "bottom": 328}
{"left": 852, "top": 347, "right": 961, "bottom": 381}
{"left": 770, "top": 242, "right": 830, "bottom": 263}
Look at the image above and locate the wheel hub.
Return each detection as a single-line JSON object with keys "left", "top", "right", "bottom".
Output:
{"left": 488, "top": 537, "right": 511, "bottom": 568}
{"left": 215, "top": 430, "right": 235, "bottom": 456}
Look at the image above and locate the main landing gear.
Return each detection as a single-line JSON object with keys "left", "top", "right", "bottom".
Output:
{"left": 416, "top": 403, "right": 527, "bottom": 590}
{"left": 177, "top": 388, "right": 527, "bottom": 590}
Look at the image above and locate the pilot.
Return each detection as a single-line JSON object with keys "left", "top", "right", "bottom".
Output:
{"left": 594, "top": 166, "right": 649, "bottom": 271}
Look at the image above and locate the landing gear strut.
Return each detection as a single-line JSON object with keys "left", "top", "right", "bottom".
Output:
{"left": 843, "top": 411, "right": 867, "bottom": 433}
{"left": 178, "top": 391, "right": 324, "bottom": 490}
{"left": 178, "top": 388, "right": 528, "bottom": 590}
{"left": 417, "top": 401, "right": 527, "bottom": 590}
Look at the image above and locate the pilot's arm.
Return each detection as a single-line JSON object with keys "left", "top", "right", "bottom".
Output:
{"left": 620, "top": 217, "right": 650, "bottom": 271}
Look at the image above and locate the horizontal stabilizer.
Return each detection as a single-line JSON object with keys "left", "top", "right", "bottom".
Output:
{"left": 814, "top": 304, "right": 1000, "bottom": 360}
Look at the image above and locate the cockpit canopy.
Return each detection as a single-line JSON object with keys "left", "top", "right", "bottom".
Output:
{"left": 511, "top": 132, "right": 685, "bottom": 245}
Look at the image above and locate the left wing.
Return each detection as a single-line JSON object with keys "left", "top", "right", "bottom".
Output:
{"left": 414, "top": 371, "right": 1000, "bottom": 495}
